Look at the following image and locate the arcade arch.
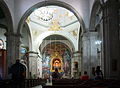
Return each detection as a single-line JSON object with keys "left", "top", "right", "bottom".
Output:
{"left": 17, "top": 1, "right": 85, "bottom": 78}
{"left": 41, "top": 36, "right": 72, "bottom": 78}
{"left": 0, "top": 0, "right": 13, "bottom": 79}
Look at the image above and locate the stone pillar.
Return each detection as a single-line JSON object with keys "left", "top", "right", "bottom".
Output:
{"left": 5, "top": 32, "right": 21, "bottom": 77}
{"left": 71, "top": 55, "right": 74, "bottom": 78}
{"left": 82, "top": 32, "right": 91, "bottom": 76}
{"left": 82, "top": 32, "right": 100, "bottom": 78}
{"left": 71, "top": 51, "right": 81, "bottom": 79}
{"left": 103, "top": 0, "right": 120, "bottom": 79}
{"left": 29, "top": 52, "right": 38, "bottom": 79}
{"left": 89, "top": 32, "right": 100, "bottom": 77}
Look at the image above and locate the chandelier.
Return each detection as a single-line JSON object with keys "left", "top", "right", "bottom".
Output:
{"left": 34, "top": 7, "right": 53, "bottom": 21}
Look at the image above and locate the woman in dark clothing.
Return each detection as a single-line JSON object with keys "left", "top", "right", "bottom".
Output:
{"left": 94, "top": 66, "right": 103, "bottom": 80}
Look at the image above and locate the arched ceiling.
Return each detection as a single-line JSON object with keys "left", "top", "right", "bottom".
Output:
{"left": 27, "top": 5, "right": 79, "bottom": 30}
{"left": 42, "top": 42, "right": 71, "bottom": 55}
{"left": 27, "top": 5, "right": 80, "bottom": 39}
{"left": 44, "top": 35, "right": 67, "bottom": 40}
{"left": 40, "top": 34, "right": 74, "bottom": 53}
{"left": 26, "top": 5, "right": 80, "bottom": 51}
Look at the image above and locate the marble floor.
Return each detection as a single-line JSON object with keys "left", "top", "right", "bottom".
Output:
{"left": 32, "top": 85, "right": 42, "bottom": 88}
{"left": 32, "top": 82, "right": 52, "bottom": 88}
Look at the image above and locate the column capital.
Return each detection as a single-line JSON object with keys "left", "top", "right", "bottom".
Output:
{"left": 73, "top": 51, "right": 81, "bottom": 55}
{"left": 72, "top": 51, "right": 81, "bottom": 58}
{"left": 4, "top": 32, "right": 22, "bottom": 38}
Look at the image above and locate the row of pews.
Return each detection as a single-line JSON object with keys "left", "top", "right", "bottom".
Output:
{"left": 0, "top": 78, "right": 120, "bottom": 88}
{"left": 25, "top": 79, "right": 46, "bottom": 87}
{"left": 0, "top": 78, "right": 46, "bottom": 88}
{"left": 43, "top": 79, "right": 120, "bottom": 88}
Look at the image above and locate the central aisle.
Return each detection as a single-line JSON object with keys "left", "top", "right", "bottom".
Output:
{"left": 32, "top": 85, "right": 42, "bottom": 88}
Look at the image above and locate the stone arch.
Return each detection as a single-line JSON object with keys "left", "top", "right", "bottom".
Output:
{"left": 0, "top": 0, "right": 13, "bottom": 32}
{"left": 0, "top": 0, "right": 14, "bottom": 78}
{"left": 22, "top": 22, "right": 32, "bottom": 51}
{"left": 35, "top": 31, "right": 77, "bottom": 52}
{"left": 17, "top": 0, "right": 85, "bottom": 36}
{"left": 41, "top": 35, "right": 72, "bottom": 75}
{"left": 89, "top": 0, "right": 101, "bottom": 30}
{"left": 88, "top": 0, "right": 104, "bottom": 77}
{"left": 40, "top": 35, "right": 74, "bottom": 53}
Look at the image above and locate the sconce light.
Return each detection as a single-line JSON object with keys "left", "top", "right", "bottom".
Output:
{"left": 95, "top": 40, "right": 102, "bottom": 45}
{"left": 95, "top": 40, "right": 102, "bottom": 53}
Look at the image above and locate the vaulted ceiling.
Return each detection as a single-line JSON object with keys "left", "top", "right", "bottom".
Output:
{"left": 25, "top": 5, "right": 80, "bottom": 51}
{"left": 27, "top": 5, "right": 80, "bottom": 40}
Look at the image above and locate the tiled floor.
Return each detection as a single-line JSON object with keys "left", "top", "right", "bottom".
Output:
{"left": 32, "top": 82, "right": 52, "bottom": 88}
{"left": 32, "top": 85, "right": 42, "bottom": 88}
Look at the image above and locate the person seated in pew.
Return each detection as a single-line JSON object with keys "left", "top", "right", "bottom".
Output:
{"left": 80, "top": 71, "right": 89, "bottom": 80}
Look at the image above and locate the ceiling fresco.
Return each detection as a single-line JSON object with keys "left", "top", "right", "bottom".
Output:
{"left": 26, "top": 5, "right": 80, "bottom": 40}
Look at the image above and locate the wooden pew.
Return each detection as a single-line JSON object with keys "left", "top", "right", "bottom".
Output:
{"left": 43, "top": 85, "right": 77, "bottom": 88}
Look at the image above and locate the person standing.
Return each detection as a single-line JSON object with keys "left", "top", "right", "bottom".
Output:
{"left": 10, "top": 59, "right": 26, "bottom": 88}
{"left": 94, "top": 66, "right": 103, "bottom": 80}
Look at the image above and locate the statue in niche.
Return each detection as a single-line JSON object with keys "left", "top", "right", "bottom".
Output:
{"left": 52, "top": 59, "right": 61, "bottom": 71}
{"left": 50, "top": 51, "right": 63, "bottom": 72}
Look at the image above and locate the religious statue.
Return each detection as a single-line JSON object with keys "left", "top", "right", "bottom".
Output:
{"left": 50, "top": 51, "right": 63, "bottom": 72}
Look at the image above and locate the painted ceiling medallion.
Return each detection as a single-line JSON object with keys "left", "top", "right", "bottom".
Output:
{"left": 34, "top": 7, "right": 53, "bottom": 21}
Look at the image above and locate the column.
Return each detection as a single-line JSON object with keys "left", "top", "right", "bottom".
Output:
{"left": 29, "top": 52, "right": 38, "bottom": 79}
{"left": 82, "top": 32, "right": 91, "bottom": 76}
{"left": 72, "top": 51, "right": 81, "bottom": 79}
{"left": 82, "top": 32, "right": 99, "bottom": 78}
{"left": 103, "top": 0, "right": 120, "bottom": 79}
{"left": 89, "top": 32, "right": 99, "bottom": 77}
{"left": 5, "top": 32, "right": 21, "bottom": 77}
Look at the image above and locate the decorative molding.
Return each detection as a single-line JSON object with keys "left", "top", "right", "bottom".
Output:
{"left": 4, "top": 32, "right": 22, "bottom": 37}
{"left": 30, "top": 19, "right": 78, "bottom": 28}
